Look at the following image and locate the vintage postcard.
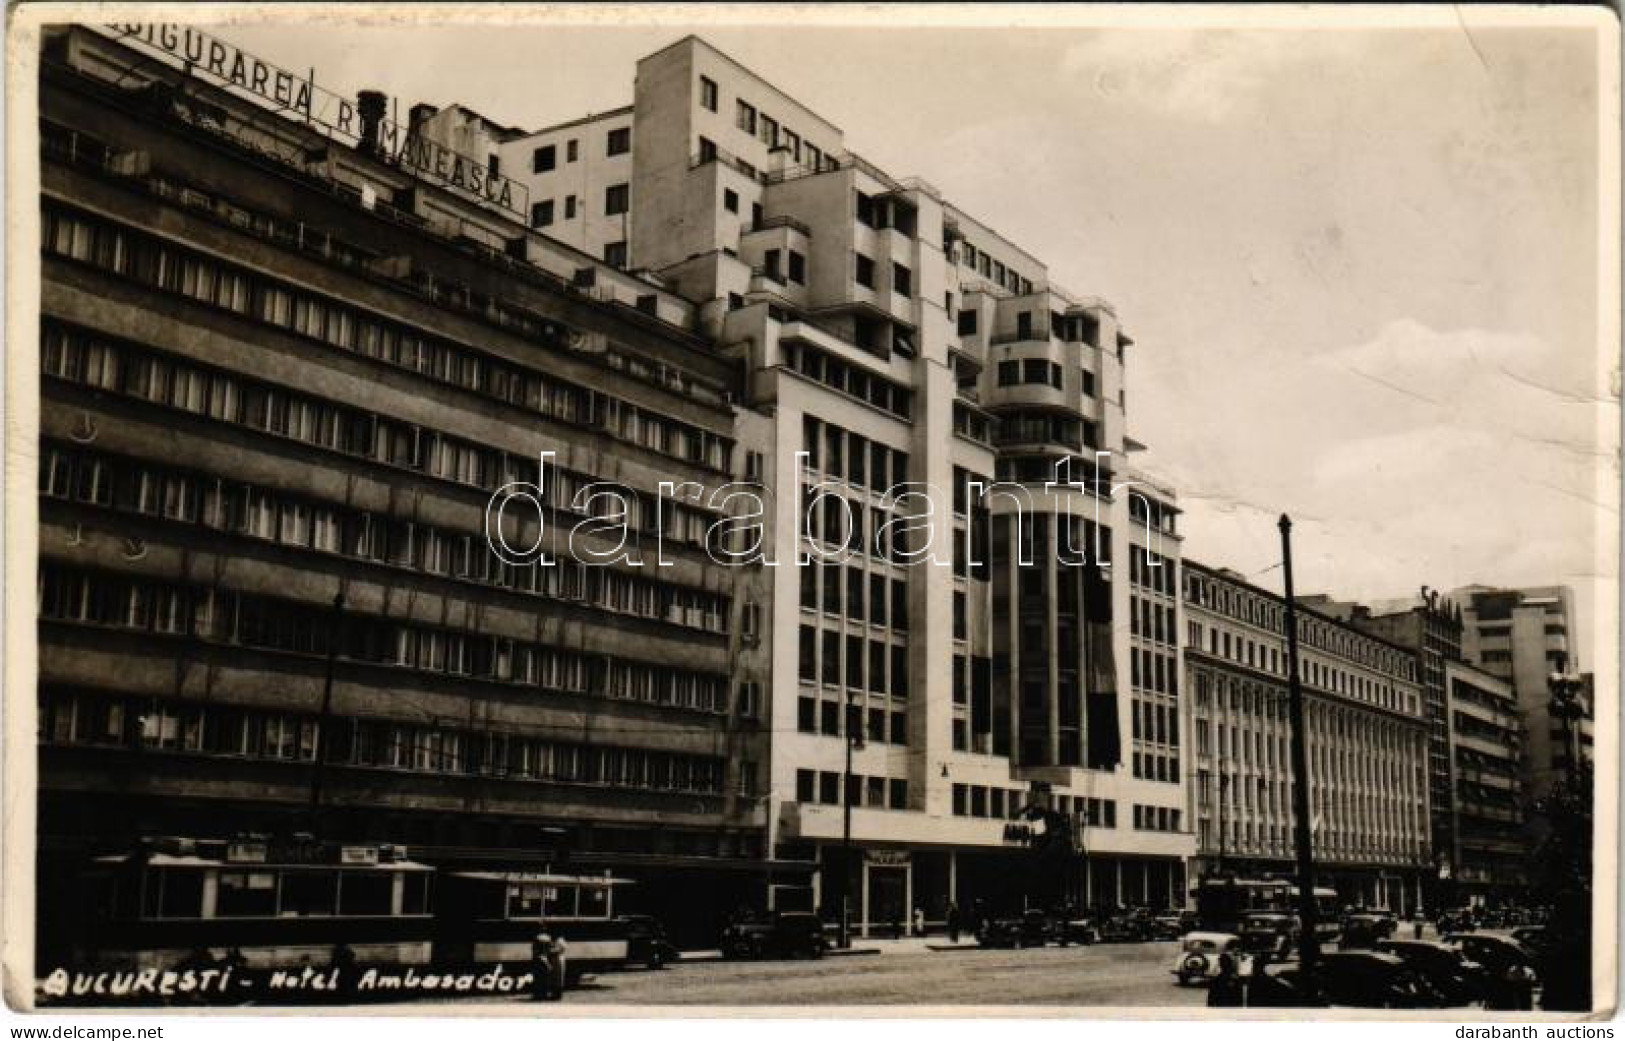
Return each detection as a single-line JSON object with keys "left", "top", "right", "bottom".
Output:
{"left": 4, "top": 1, "right": 1618, "bottom": 1022}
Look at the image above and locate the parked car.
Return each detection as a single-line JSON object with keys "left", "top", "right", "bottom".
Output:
{"left": 619, "top": 914, "right": 679, "bottom": 969}
{"left": 1098, "top": 913, "right": 1152, "bottom": 943}
{"left": 1437, "top": 908, "right": 1476, "bottom": 933}
{"left": 1376, "top": 939, "right": 1485, "bottom": 1006}
{"left": 1340, "top": 913, "right": 1391, "bottom": 948}
{"left": 1170, "top": 931, "right": 1244, "bottom": 986}
{"left": 1054, "top": 915, "right": 1099, "bottom": 946}
{"left": 1511, "top": 925, "right": 1549, "bottom": 950}
{"left": 1238, "top": 912, "right": 1298, "bottom": 958}
{"left": 720, "top": 911, "right": 828, "bottom": 960}
{"left": 1262, "top": 951, "right": 1441, "bottom": 1008}
{"left": 1151, "top": 914, "right": 1187, "bottom": 940}
{"left": 977, "top": 909, "right": 1054, "bottom": 949}
{"left": 1445, "top": 933, "right": 1540, "bottom": 1010}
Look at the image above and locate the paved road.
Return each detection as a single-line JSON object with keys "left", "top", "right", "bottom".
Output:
{"left": 566, "top": 940, "right": 1208, "bottom": 1007}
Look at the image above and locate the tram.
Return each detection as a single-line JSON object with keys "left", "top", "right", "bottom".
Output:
{"left": 1192, "top": 876, "right": 1341, "bottom": 942}
{"left": 62, "top": 836, "right": 634, "bottom": 980}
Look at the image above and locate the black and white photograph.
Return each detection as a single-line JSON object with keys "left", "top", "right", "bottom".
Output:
{"left": 4, "top": 2, "right": 1619, "bottom": 1022}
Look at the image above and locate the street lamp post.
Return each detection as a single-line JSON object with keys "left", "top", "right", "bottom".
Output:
{"left": 1278, "top": 515, "right": 1320, "bottom": 991}
{"left": 838, "top": 695, "right": 863, "bottom": 949}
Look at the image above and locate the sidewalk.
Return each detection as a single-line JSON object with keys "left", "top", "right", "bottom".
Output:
{"left": 677, "top": 934, "right": 975, "bottom": 963}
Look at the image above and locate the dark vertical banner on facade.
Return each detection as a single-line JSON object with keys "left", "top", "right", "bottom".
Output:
{"left": 1084, "top": 557, "right": 1121, "bottom": 769}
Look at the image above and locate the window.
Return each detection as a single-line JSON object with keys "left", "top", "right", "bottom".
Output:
{"left": 760, "top": 114, "right": 779, "bottom": 147}
{"left": 604, "top": 183, "right": 630, "bottom": 216}
{"left": 892, "top": 263, "right": 912, "bottom": 298}
{"left": 1081, "top": 370, "right": 1096, "bottom": 397}
{"left": 604, "top": 242, "right": 628, "bottom": 268}
{"left": 566, "top": 139, "right": 579, "bottom": 163}
{"left": 564, "top": 196, "right": 577, "bottom": 219}
{"left": 486, "top": 154, "right": 501, "bottom": 179}
{"left": 700, "top": 76, "right": 719, "bottom": 112}
{"left": 530, "top": 200, "right": 555, "bottom": 228}
{"left": 997, "top": 360, "right": 1019, "bottom": 386}
{"left": 723, "top": 189, "right": 739, "bottom": 214}
{"left": 736, "top": 100, "right": 756, "bottom": 134}
{"left": 532, "top": 145, "right": 556, "bottom": 173}
{"left": 855, "top": 254, "right": 875, "bottom": 289}
{"left": 958, "top": 310, "right": 978, "bottom": 335}
{"left": 606, "top": 127, "right": 631, "bottom": 156}
{"left": 788, "top": 251, "right": 806, "bottom": 284}
{"left": 698, "top": 136, "right": 717, "bottom": 163}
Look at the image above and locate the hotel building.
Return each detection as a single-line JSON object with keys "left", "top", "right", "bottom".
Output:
{"left": 417, "top": 35, "right": 1194, "bottom": 928}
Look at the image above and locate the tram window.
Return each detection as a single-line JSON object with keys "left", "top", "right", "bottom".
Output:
{"left": 578, "top": 885, "right": 609, "bottom": 918}
{"left": 217, "top": 870, "right": 277, "bottom": 917}
{"left": 155, "top": 869, "right": 205, "bottom": 919}
{"left": 402, "top": 873, "right": 430, "bottom": 915}
{"left": 542, "top": 886, "right": 578, "bottom": 917}
{"left": 507, "top": 884, "right": 544, "bottom": 918}
{"left": 338, "top": 871, "right": 393, "bottom": 916}
{"left": 280, "top": 871, "right": 338, "bottom": 917}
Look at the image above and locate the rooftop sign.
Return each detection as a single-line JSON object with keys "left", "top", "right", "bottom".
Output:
{"left": 106, "top": 24, "right": 525, "bottom": 217}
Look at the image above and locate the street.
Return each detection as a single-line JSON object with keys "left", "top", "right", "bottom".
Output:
{"left": 565, "top": 940, "right": 1208, "bottom": 1007}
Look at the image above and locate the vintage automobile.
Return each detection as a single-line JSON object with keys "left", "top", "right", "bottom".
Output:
{"left": 618, "top": 914, "right": 679, "bottom": 970}
{"left": 1170, "top": 931, "right": 1245, "bottom": 986}
{"left": 976, "top": 909, "right": 1054, "bottom": 949}
{"left": 1238, "top": 912, "right": 1299, "bottom": 958}
{"left": 1376, "top": 939, "right": 1486, "bottom": 1006}
{"left": 1339, "top": 912, "right": 1395, "bottom": 948}
{"left": 720, "top": 911, "right": 828, "bottom": 961}
{"left": 1054, "top": 915, "right": 1100, "bottom": 946}
{"left": 1445, "top": 934, "right": 1540, "bottom": 1009}
{"left": 1150, "top": 914, "right": 1188, "bottom": 940}
{"left": 1436, "top": 908, "right": 1477, "bottom": 933}
{"left": 1098, "top": 913, "right": 1152, "bottom": 943}
{"left": 1262, "top": 951, "right": 1443, "bottom": 1009}
{"left": 1510, "top": 925, "right": 1549, "bottom": 951}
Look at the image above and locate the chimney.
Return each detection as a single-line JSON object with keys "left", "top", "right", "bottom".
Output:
{"left": 357, "top": 90, "right": 389, "bottom": 154}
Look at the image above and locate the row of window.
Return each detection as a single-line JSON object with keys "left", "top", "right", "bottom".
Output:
{"left": 38, "top": 566, "right": 734, "bottom": 714}
{"left": 794, "top": 768, "right": 907, "bottom": 810}
{"left": 40, "top": 443, "right": 729, "bottom": 635}
{"left": 1129, "top": 549, "right": 1176, "bottom": 597}
{"left": 1131, "top": 750, "right": 1182, "bottom": 785}
{"left": 40, "top": 689, "right": 729, "bottom": 794}
{"left": 1132, "top": 805, "right": 1183, "bottom": 833}
{"left": 799, "top": 559, "right": 911, "bottom": 630}
{"left": 995, "top": 358, "right": 1063, "bottom": 390}
{"left": 854, "top": 252, "right": 912, "bottom": 297}
{"left": 958, "top": 241, "right": 1034, "bottom": 297}
{"left": 783, "top": 343, "right": 913, "bottom": 422}
{"left": 1130, "top": 596, "right": 1177, "bottom": 648}
{"left": 529, "top": 126, "right": 630, "bottom": 174}
{"left": 801, "top": 415, "right": 911, "bottom": 491}
{"left": 1130, "top": 647, "right": 1179, "bottom": 696}
{"left": 797, "top": 625, "right": 911, "bottom": 699}
{"left": 42, "top": 325, "right": 722, "bottom": 547}
{"left": 795, "top": 696, "right": 909, "bottom": 746}
{"left": 733, "top": 98, "right": 828, "bottom": 174}
{"left": 40, "top": 207, "right": 730, "bottom": 472}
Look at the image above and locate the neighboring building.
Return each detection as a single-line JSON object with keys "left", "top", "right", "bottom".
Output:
{"left": 1182, "top": 563, "right": 1431, "bottom": 913}
{"left": 422, "top": 34, "right": 1194, "bottom": 929}
{"left": 37, "top": 25, "right": 781, "bottom": 954}
{"left": 1442, "top": 661, "right": 1528, "bottom": 902}
{"left": 1310, "top": 592, "right": 1464, "bottom": 884}
{"left": 1455, "top": 585, "right": 1593, "bottom": 800}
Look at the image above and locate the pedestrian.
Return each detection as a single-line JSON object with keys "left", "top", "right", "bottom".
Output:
{"left": 1208, "top": 948, "right": 1245, "bottom": 1008}
{"left": 1412, "top": 915, "right": 1424, "bottom": 940}
{"left": 548, "top": 934, "right": 569, "bottom": 999}
{"left": 947, "top": 901, "right": 961, "bottom": 943}
{"left": 913, "top": 906, "right": 925, "bottom": 937}
{"left": 532, "top": 931, "right": 555, "bottom": 1002}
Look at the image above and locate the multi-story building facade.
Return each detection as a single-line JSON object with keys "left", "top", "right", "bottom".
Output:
{"left": 418, "top": 35, "right": 1194, "bottom": 930}
{"left": 36, "top": 25, "right": 784, "bottom": 953}
{"left": 1442, "top": 661, "right": 1528, "bottom": 902}
{"left": 1313, "top": 594, "right": 1464, "bottom": 882}
{"left": 1454, "top": 585, "right": 1594, "bottom": 800}
{"left": 1182, "top": 563, "right": 1431, "bottom": 913}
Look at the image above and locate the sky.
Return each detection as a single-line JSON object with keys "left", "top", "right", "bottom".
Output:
{"left": 204, "top": 8, "right": 1616, "bottom": 668}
